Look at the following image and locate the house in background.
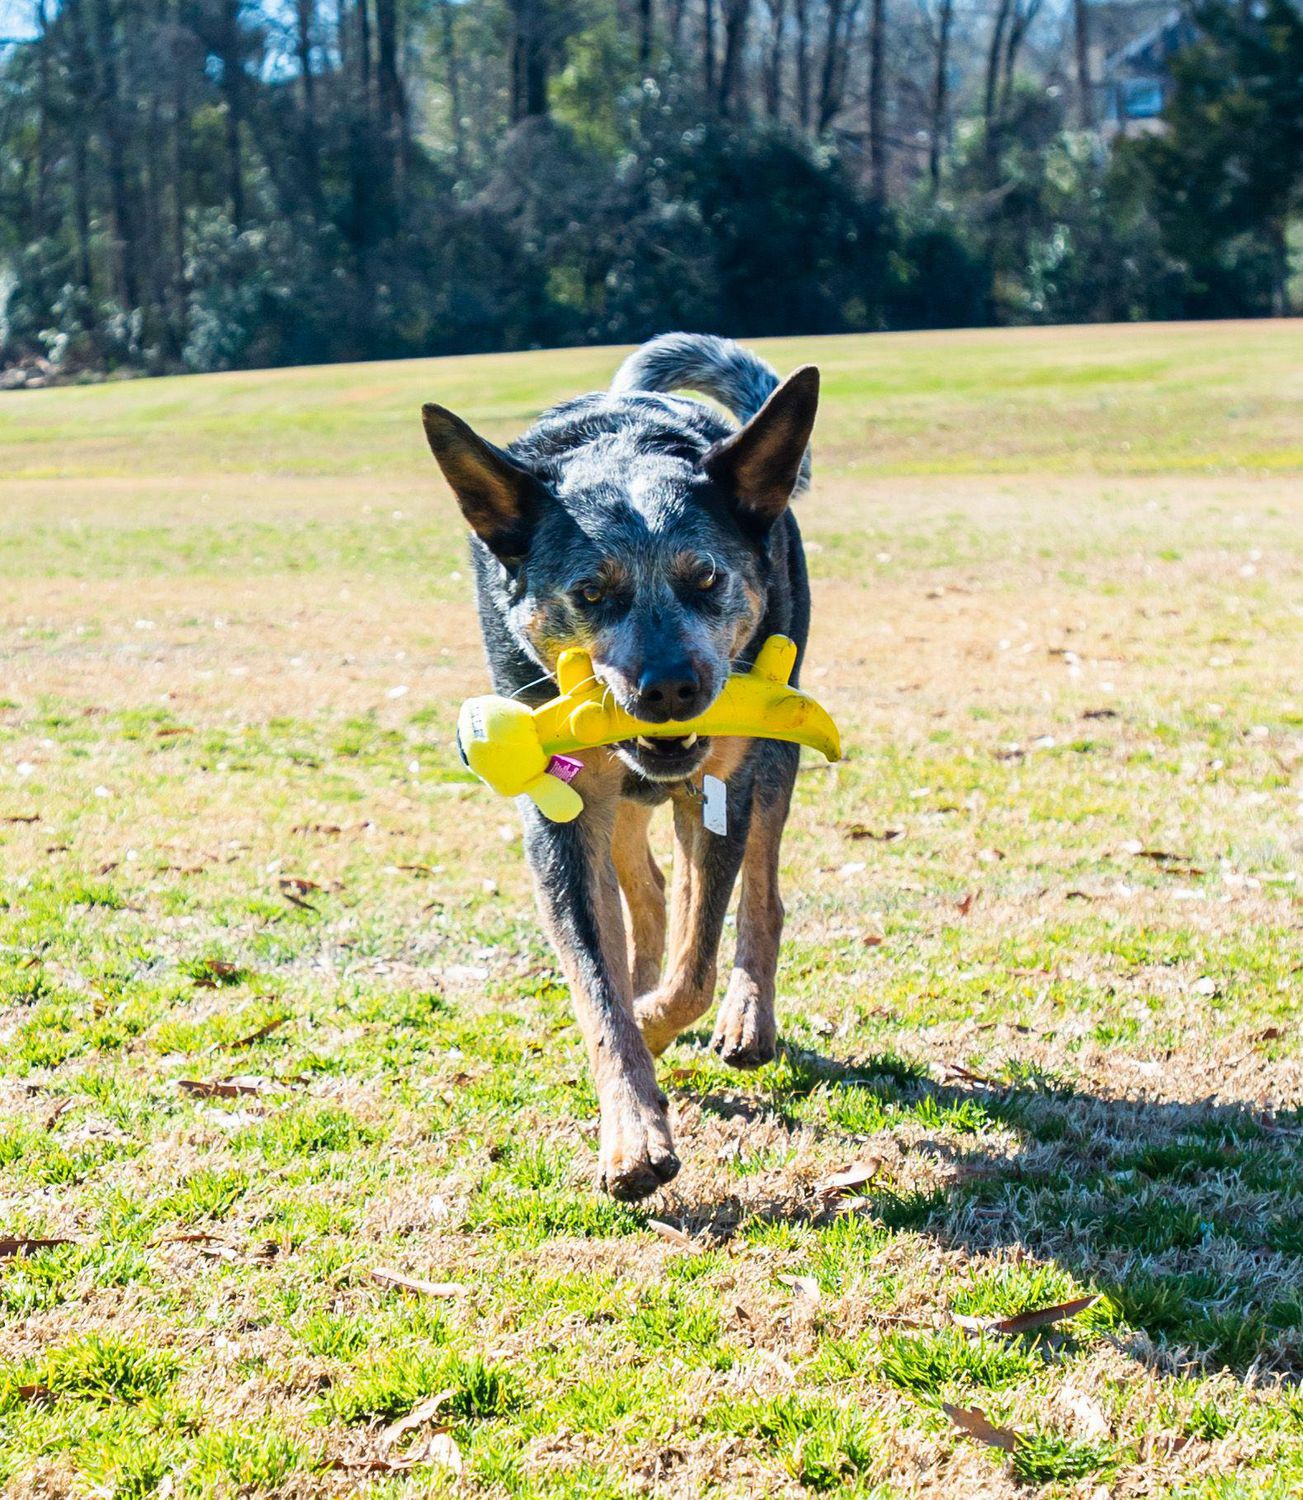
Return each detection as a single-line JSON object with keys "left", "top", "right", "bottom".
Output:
{"left": 1094, "top": 4, "right": 1201, "bottom": 131}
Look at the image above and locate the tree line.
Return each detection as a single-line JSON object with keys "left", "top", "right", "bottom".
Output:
{"left": 0, "top": 0, "right": 1298, "bottom": 379}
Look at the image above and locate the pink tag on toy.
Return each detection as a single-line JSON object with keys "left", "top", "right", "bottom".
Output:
{"left": 547, "top": 753, "right": 584, "bottom": 784}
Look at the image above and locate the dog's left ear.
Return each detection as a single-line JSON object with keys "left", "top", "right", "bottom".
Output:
{"left": 703, "top": 365, "right": 819, "bottom": 528}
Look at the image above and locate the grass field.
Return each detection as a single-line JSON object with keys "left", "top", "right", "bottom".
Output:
{"left": 0, "top": 320, "right": 1300, "bottom": 1498}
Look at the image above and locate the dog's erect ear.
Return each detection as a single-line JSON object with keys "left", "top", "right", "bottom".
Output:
{"left": 422, "top": 403, "right": 546, "bottom": 563}
{"left": 703, "top": 366, "right": 819, "bottom": 529}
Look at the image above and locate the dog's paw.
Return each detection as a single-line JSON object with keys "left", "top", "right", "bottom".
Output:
{"left": 633, "top": 985, "right": 712, "bottom": 1058}
{"left": 597, "top": 1086, "right": 680, "bottom": 1201}
{"left": 632, "top": 1004, "right": 678, "bottom": 1060}
{"left": 710, "top": 983, "right": 776, "bottom": 1070}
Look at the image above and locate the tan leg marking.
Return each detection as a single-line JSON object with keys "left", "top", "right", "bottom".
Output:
{"left": 630, "top": 731, "right": 762, "bottom": 1059}
{"left": 612, "top": 799, "right": 667, "bottom": 995}
{"left": 710, "top": 785, "right": 789, "bottom": 1069}
{"left": 532, "top": 797, "right": 677, "bottom": 1200}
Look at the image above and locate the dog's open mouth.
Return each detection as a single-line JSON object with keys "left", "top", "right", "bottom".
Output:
{"left": 616, "top": 732, "right": 711, "bottom": 781}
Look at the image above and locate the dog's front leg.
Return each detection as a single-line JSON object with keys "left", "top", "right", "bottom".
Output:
{"left": 634, "top": 781, "right": 751, "bottom": 1057}
{"left": 520, "top": 799, "right": 680, "bottom": 1200}
{"left": 710, "top": 739, "right": 799, "bottom": 1068}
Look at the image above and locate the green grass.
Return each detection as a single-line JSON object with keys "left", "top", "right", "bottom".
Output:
{"left": 0, "top": 323, "right": 1301, "bottom": 1496}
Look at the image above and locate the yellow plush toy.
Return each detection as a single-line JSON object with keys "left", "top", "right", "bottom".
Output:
{"left": 456, "top": 634, "right": 841, "bottom": 822}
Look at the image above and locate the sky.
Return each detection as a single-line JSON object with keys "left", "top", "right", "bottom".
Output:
{"left": 0, "top": 0, "right": 36, "bottom": 43}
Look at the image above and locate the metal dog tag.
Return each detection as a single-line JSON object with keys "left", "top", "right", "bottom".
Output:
{"left": 702, "top": 775, "right": 727, "bottom": 836}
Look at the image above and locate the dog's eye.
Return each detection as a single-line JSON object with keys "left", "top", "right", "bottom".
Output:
{"left": 577, "top": 583, "right": 604, "bottom": 606}
{"left": 696, "top": 567, "right": 720, "bottom": 592}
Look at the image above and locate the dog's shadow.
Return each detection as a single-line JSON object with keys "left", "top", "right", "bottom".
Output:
{"left": 665, "top": 1041, "right": 1303, "bottom": 1380}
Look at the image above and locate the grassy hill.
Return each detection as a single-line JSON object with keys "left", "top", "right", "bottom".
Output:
{"left": 0, "top": 321, "right": 1300, "bottom": 1497}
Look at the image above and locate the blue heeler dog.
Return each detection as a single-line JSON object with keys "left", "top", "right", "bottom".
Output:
{"left": 422, "top": 334, "right": 819, "bottom": 1200}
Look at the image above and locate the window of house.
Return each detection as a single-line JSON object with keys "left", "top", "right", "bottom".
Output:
{"left": 1123, "top": 78, "right": 1164, "bottom": 118}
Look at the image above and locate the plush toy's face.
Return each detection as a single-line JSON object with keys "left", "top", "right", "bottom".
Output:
{"left": 422, "top": 368, "right": 818, "bottom": 785}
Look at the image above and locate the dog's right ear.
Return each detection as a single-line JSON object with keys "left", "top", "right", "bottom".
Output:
{"left": 422, "top": 403, "right": 545, "bottom": 564}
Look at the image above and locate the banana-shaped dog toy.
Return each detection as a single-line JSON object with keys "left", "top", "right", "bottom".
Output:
{"left": 456, "top": 634, "right": 841, "bottom": 822}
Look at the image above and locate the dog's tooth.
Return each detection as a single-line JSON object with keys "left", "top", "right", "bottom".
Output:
{"left": 682, "top": 732, "right": 697, "bottom": 748}
{"left": 636, "top": 735, "right": 656, "bottom": 749}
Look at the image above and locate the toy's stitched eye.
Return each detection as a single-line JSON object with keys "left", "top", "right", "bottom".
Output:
{"left": 578, "top": 583, "right": 604, "bottom": 606}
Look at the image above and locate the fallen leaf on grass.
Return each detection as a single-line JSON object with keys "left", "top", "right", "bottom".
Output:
{"left": 396, "top": 862, "right": 437, "bottom": 877}
{"left": 370, "top": 1267, "right": 465, "bottom": 1298}
{"left": 952, "top": 1294, "right": 1099, "bottom": 1336}
{"left": 380, "top": 1391, "right": 454, "bottom": 1448}
{"left": 1082, "top": 708, "right": 1119, "bottom": 720}
{"left": 815, "top": 1159, "right": 883, "bottom": 1202}
{"left": 943, "top": 1402, "right": 1020, "bottom": 1453}
{"left": 355, "top": 1390, "right": 465, "bottom": 1474}
{"left": 937, "top": 1062, "right": 997, "bottom": 1088}
{"left": 328, "top": 1456, "right": 415, "bottom": 1474}
{"left": 955, "top": 892, "right": 978, "bottom": 917}
{"left": 647, "top": 1219, "right": 703, "bottom": 1253}
{"left": 1120, "top": 844, "right": 1206, "bottom": 877}
{"left": 0, "top": 1237, "right": 74, "bottom": 1258}
{"left": 189, "top": 959, "right": 244, "bottom": 989}
{"left": 1119, "top": 842, "right": 1193, "bottom": 864}
{"left": 151, "top": 1231, "right": 221, "bottom": 1246}
{"left": 1, "top": 813, "right": 39, "bottom": 824}
{"left": 43, "top": 1098, "right": 74, "bottom": 1129}
{"left": 844, "top": 826, "right": 904, "bottom": 842}
{"left": 293, "top": 822, "right": 343, "bottom": 835}
{"left": 1148, "top": 1433, "right": 1193, "bottom": 1458}
{"left": 177, "top": 1077, "right": 265, "bottom": 1098}
{"left": 777, "top": 1274, "right": 821, "bottom": 1304}
{"left": 279, "top": 889, "right": 319, "bottom": 913}
{"left": 217, "top": 1016, "right": 287, "bottom": 1050}
{"left": 862, "top": 933, "right": 885, "bottom": 948}
{"left": 15, "top": 1384, "right": 52, "bottom": 1403}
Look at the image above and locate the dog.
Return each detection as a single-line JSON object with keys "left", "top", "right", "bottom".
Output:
{"left": 422, "top": 334, "right": 819, "bottom": 1200}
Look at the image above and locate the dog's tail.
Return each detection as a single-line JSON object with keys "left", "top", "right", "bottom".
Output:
{"left": 610, "top": 333, "right": 781, "bottom": 424}
{"left": 611, "top": 333, "right": 812, "bottom": 490}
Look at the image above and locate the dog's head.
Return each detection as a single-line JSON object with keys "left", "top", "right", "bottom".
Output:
{"left": 423, "top": 368, "right": 818, "bottom": 782}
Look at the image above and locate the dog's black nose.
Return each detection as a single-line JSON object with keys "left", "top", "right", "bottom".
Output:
{"left": 636, "top": 664, "right": 702, "bottom": 722}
